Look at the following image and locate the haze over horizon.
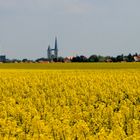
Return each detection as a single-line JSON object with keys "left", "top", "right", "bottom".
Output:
{"left": 0, "top": 0, "right": 140, "bottom": 59}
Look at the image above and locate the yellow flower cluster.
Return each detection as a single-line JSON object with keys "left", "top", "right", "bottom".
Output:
{"left": 0, "top": 70, "right": 140, "bottom": 139}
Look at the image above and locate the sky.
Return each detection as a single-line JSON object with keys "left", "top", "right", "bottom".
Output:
{"left": 0, "top": 0, "right": 140, "bottom": 59}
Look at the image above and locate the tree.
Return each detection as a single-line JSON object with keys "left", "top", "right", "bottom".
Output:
{"left": 57, "top": 57, "right": 64, "bottom": 62}
{"left": 127, "top": 53, "right": 134, "bottom": 62}
{"left": 116, "top": 54, "right": 124, "bottom": 62}
{"left": 98, "top": 55, "right": 106, "bottom": 62}
{"left": 88, "top": 55, "right": 99, "bottom": 62}
{"left": 71, "top": 56, "right": 87, "bottom": 62}
{"left": 22, "top": 58, "right": 28, "bottom": 62}
{"left": 79, "top": 55, "right": 88, "bottom": 62}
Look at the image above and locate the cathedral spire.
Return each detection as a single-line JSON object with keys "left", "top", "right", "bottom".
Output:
{"left": 47, "top": 45, "right": 51, "bottom": 61}
{"left": 54, "top": 36, "right": 58, "bottom": 59}
{"left": 47, "top": 37, "right": 58, "bottom": 61}
{"left": 55, "top": 36, "right": 58, "bottom": 50}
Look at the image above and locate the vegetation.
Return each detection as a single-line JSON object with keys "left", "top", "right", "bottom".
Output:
{"left": 0, "top": 69, "right": 140, "bottom": 139}
{"left": 0, "top": 62, "right": 140, "bottom": 70}
{"left": 0, "top": 64, "right": 140, "bottom": 139}
{"left": 71, "top": 53, "right": 136, "bottom": 62}
{"left": 2, "top": 53, "right": 139, "bottom": 63}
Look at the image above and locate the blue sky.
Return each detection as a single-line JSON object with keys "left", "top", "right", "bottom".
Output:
{"left": 0, "top": 0, "right": 140, "bottom": 59}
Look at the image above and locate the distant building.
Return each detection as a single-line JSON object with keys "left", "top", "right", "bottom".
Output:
{"left": 47, "top": 37, "right": 58, "bottom": 61}
{"left": 64, "top": 57, "right": 73, "bottom": 63}
{"left": 0, "top": 55, "right": 6, "bottom": 62}
{"left": 105, "top": 58, "right": 113, "bottom": 62}
{"left": 134, "top": 56, "right": 140, "bottom": 62}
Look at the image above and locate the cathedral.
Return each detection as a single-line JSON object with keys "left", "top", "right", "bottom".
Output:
{"left": 47, "top": 37, "right": 58, "bottom": 61}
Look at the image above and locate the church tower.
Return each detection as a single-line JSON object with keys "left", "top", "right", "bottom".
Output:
{"left": 47, "top": 45, "right": 51, "bottom": 61}
{"left": 47, "top": 37, "right": 58, "bottom": 61}
{"left": 54, "top": 37, "right": 58, "bottom": 59}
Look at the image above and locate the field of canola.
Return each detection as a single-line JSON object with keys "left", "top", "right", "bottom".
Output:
{"left": 0, "top": 69, "right": 140, "bottom": 139}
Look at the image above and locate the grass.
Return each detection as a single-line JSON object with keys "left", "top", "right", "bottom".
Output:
{"left": 0, "top": 62, "right": 140, "bottom": 70}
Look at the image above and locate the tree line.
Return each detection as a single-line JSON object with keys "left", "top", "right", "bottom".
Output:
{"left": 4, "top": 53, "right": 139, "bottom": 63}
{"left": 56, "top": 53, "right": 138, "bottom": 63}
{"left": 70, "top": 53, "right": 136, "bottom": 62}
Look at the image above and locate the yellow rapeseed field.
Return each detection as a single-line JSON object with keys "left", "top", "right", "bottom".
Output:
{"left": 0, "top": 69, "right": 140, "bottom": 140}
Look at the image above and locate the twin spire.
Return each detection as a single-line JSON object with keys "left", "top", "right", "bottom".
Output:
{"left": 47, "top": 37, "right": 58, "bottom": 61}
